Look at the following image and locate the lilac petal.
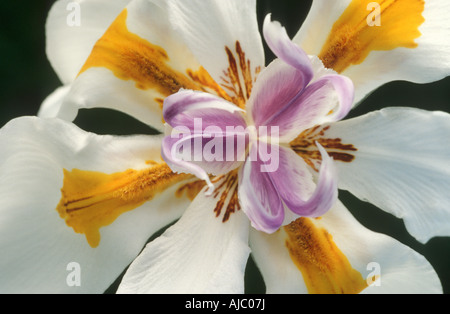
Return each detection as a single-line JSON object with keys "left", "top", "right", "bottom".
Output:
{"left": 238, "top": 141, "right": 285, "bottom": 233}
{"left": 162, "top": 90, "right": 251, "bottom": 194}
{"left": 320, "top": 74, "right": 354, "bottom": 122}
{"left": 162, "top": 134, "right": 214, "bottom": 194}
{"left": 248, "top": 59, "right": 309, "bottom": 129}
{"left": 262, "top": 74, "right": 354, "bottom": 143}
{"left": 163, "top": 89, "right": 246, "bottom": 132}
{"left": 263, "top": 14, "right": 313, "bottom": 83}
{"left": 272, "top": 143, "right": 338, "bottom": 218}
{"left": 162, "top": 130, "right": 248, "bottom": 192}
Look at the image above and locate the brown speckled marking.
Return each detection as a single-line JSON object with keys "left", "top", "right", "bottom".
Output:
{"left": 290, "top": 125, "right": 357, "bottom": 171}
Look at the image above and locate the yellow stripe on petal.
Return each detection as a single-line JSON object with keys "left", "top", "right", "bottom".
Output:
{"left": 57, "top": 163, "right": 189, "bottom": 248}
{"left": 78, "top": 9, "right": 200, "bottom": 97}
{"left": 319, "top": 0, "right": 425, "bottom": 72}
{"left": 284, "top": 218, "right": 367, "bottom": 294}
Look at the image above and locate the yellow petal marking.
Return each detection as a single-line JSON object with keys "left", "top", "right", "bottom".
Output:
{"left": 319, "top": 0, "right": 425, "bottom": 72}
{"left": 57, "top": 163, "right": 189, "bottom": 248}
{"left": 187, "top": 66, "right": 235, "bottom": 105}
{"left": 284, "top": 218, "right": 367, "bottom": 294}
{"left": 78, "top": 9, "right": 200, "bottom": 96}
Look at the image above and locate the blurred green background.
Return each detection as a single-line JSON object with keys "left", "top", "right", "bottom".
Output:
{"left": 0, "top": 0, "right": 449, "bottom": 294}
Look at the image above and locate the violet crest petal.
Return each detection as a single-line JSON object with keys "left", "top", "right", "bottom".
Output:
{"left": 320, "top": 74, "right": 355, "bottom": 122}
{"left": 161, "top": 129, "right": 248, "bottom": 183}
{"left": 163, "top": 90, "right": 246, "bottom": 131}
{"left": 248, "top": 59, "right": 309, "bottom": 129}
{"left": 238, "top": 142, "right": 285, "bottom": 233}
{"left": 264, "top": 74, "right": 355, "bottom": 143}
{"left": 281, "top": 143, "right": 338, "bottom": 217}
{"left": 263, "top": 14, "right": 313, "bottom": 83}
{"left": 161, "top": 135, "right": 214, "bottom": 194}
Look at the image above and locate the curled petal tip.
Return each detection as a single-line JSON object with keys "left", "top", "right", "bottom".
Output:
{"left": 263, "top": 13, "right": 313, "bottom": 82}
{"left": 204, "top": 178, "right": 215, "bottom": 196}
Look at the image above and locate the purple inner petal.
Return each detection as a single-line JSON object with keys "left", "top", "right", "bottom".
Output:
{"left": 263, "top": 14, "right": 313, "bottom": 83}
{"left": 271, "top": 143, "right": 338, "bottom": 218}
{"left": 255, "top": 74, "right": 354, "bottom": 143}
{"left": 253, "top": 15, "right": 354, "bottom": 143}
{"left": 163, "top": 89, "right": 246, "bottom": 132}
{"left": 249, "top": 59, "right": 308, "bottom": 129}
{"left": 238, "top": 141, "right": 285, "bottom": 233}
{"left": 162, "top": 89, "right": 250, "bottom": 182}
{"left": 162, "top": 128, "right": 249, "bottom": 178}
{"left": 238, "top": 141, "right": 338, "bottom": 232}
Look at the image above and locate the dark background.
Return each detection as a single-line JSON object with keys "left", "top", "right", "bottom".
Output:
{"left": 0, "top": 0, "right": 449, "bottom": 294}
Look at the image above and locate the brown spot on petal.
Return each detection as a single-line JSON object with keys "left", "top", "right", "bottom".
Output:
{"left": 290, "top": 125, "right": 357, "bottom": 171}
{"left": 212, "top": 171, "right": 240, "bottom": 223}
{"left": 175, "top": 172, "right": 241, "bottom": 224}
{"left": 175, "top": 179, "right": 207, "bottom": 201}
{"left": 220, "top": 41, "right": 261, "bottom": 109}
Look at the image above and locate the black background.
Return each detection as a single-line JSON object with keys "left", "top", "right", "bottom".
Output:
{"left": 0, "top": 0, "right": 449, "bottom": 294}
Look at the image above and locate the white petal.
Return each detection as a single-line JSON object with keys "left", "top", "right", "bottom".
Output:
{"left": 0, "top": 117, "right": 191, "bottom": 293}
{"left": 250, "top": 201, "right": 442, "bottom": 294}
{"left": 342, "top": 0, "right": 450, "bottom": 104}
{"left": 167, "top": 0, "right": 265, "bottom": 100}
{"left": 325, "top": 107, "right": 450, "bottom": 243}
{"left": 38, "top": 85, "right": 72, "bottom": 119}
{"left": 295, "top": 0, "right": 450, "bottom": 104}
{"left": 293, "top": 1, "right": 350, "bottom": 58}
{"left": 117, "top": 177, "right": 250, "bottom": 294}
{"left": 46, "top": 0, "right": 131, "bottom": 84}
{"left": 62, "top": 67, "right": 170, "bottom": 128}
{"left": 57, "top": 0, "right": 207, "bottom": 129}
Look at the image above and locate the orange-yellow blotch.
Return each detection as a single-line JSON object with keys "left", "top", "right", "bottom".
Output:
{"left": 57, "top": 163, "right": 188, "bottom": 248}
{"left": 187, "top": 67, "right": 234, "bottom": 104}
{"left": 319, "top": 0, "right": 425, "bottom": 72}
{"left": 284, "top": 218, "right": 368, "bottom": 294}
{"left": 78, "top": 9, "right": 200, "bottom": 96}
